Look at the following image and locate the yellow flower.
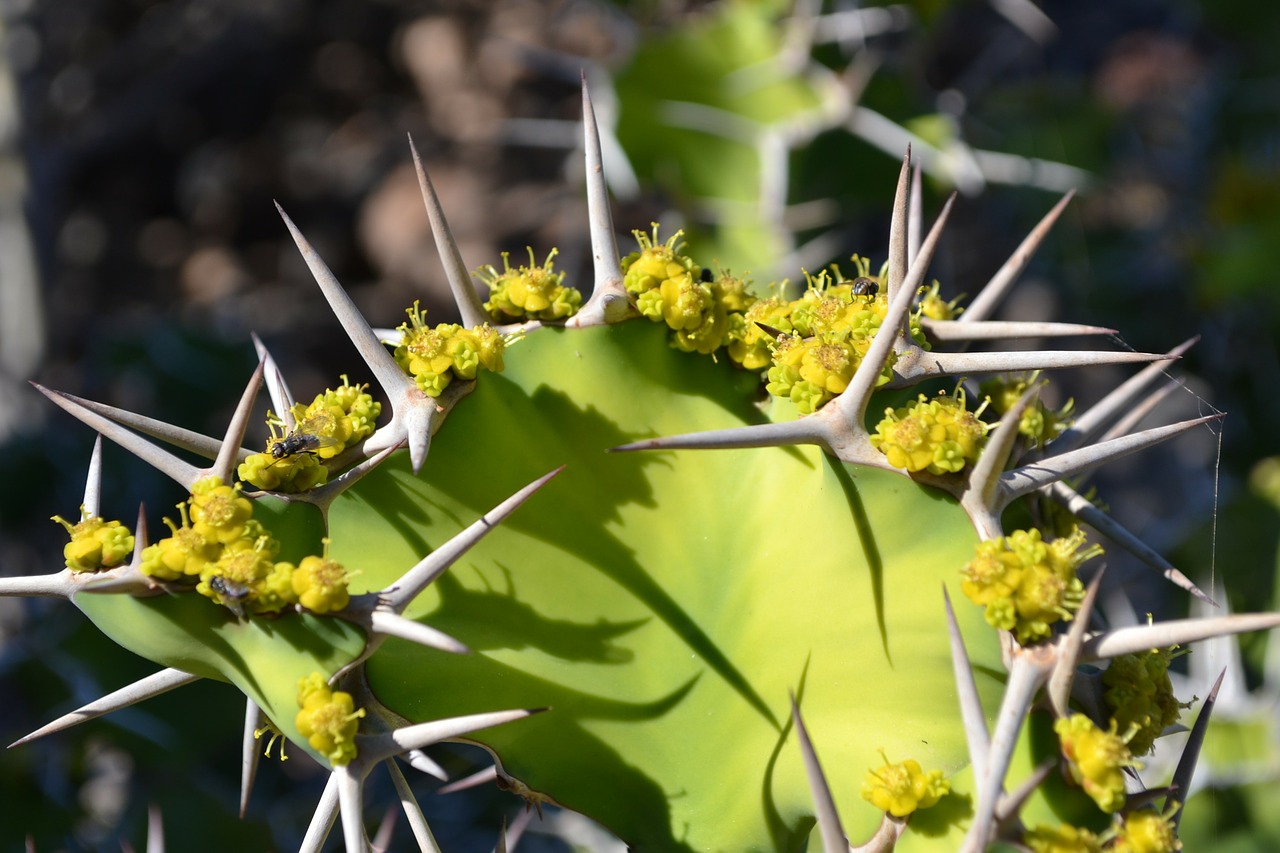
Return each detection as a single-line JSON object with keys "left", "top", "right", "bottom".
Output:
{"left": 292, "top": 554, "right": 351, "bottom": 614}
{"left": 51, "top": 512, "right": 134, "bottom": 573}
{"left": 860, "top": 753, "right": 950, "bottom": 818}
{"left": 1054, "top": 714, "right": 1138, "bottom": 813}
{"left": 295, "top": 673, "right": 365, "bottom": 766}
{"left": 871, "top": 391, "right": 988, "bottom": 475}
{"left": 139, "top": 503, "right": 220, "bottom": 581}
{"left": 479, "top": 247, "right": 581, "bottom": 322}
{"left": 393, "top": 302, "right": 509, "bottom": 396}
{"left": 188, "top": 477, "right": 254, "bottom": 545}
{"left": 1024, "top": 823, "right": 1102, "bottom": 853}
{"left": 621, "top": 224, "right": 701, "bottom": 297}
{"left": 1103, "top": 647, "right": 1183, "bottom": 755}
{"left": 1111, "top": 809, "right": 1182, "bottom": 853}
{"left": 961, "top": 527, "right": 1100, "bottom": 644}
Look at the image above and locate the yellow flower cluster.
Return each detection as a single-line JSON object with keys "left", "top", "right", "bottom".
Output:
{"left": 762, "top": 266, "right": 918, "bottom": 414}
{"left": 1111, "top": 809, "right": 1182, "bottom": 853}
{"left": 870, "top": 390, "right": 989, "bottom": 475}
{"left": 917, "top": 280, "right": 964, "bottom": 320}
{"left": 1054, "top": 714, "right": 1139, "bottom": 814}
{"left": 960, "top": 527, "right": 1100, "bottom": 644}
{"left": 479, "top": 247, "right": 582, "bottom": 322}
{"left": 979, "top": 374, "right": 1074, "bottom": 446}
{"left": 238, "top": 376, "right": 382, "bottom": 493}
{"left": 1025, "top": 810, "right": 1181, "bottom": 853}
{"left": 292, "top": 554, "right": 352, "bottom": 614}
{"left": 295, "top": 672, "right": 365, "bottom": 766}
{"left": 859, "top": 753, "right": 950, "bottom": 818}
{"left": 1025, "top": 823, "right": 1102, "bottom": 853}
{"left": 139, "top": 477, "right": 351, "bottom": 619}
{"left": 393, "top": 301, "right": 507, "bottom": 397}
{"left": 614, "top": 236, "right": 948, "bottom": 415}
{"left": 622, "top": 225, "right": 719, "bottom": 334}
{"left": 1103, "top": 648, "right": 1183, "bottom": 756}
{"left": 50, "top": 512, "right": 135, "bottom": 573}
{"left": 727, "top": 296, "right": 793, "bottom": 370}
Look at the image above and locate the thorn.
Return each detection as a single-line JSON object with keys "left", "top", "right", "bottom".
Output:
{"left": 438, "top": 765, "right": 497, "bottom": 795}
{"left": 920, "top": 319, "right": 1117, "bottom": 342}
{"left": 964, "top": 646, "right": 1055, "bottom": 851}
{"left": 379, "top": 468, "right": 563, "bottom": 614}
{"left": 893, "top": 347, "right": 1177, "bottom": 385}
{"left": 385, "top": 758, "right": 444, "bottom": 851}
{"left": 211, "top": 360, "right": 265, "bottom": 484}
{"left": 1000, "top": 414, "right": 1224, "bottom": 505}
{"left": 408, "top": 136, "right": 488, "bottom": 328}
{"left": 886, "top": 148, "right": 911, "bottom": 303}
{"left": 568, "top": 76, "right": 630, "bottom": 328}
{"left": 961, "top": 190, "right": 1074, "bottom": 323}
{"left": 1082, "top": 613, "right": 1280, "bottom": 663}
{"left": 1047, "top": 569, "right": 1105, "bottom": 718}
{"left": 275, "top": 202, "right": 410, "bottom": 408}
{"left": 1049, "top": 481, "right": 1214, "bottom": 605}
{"left": 32, "top": 383, "right": 202, "bottom": 489}
{"left": 1166, "top": 668, "right": 1226, "bottom": 829}
{"left": 368, "top": 611, "right": 470, "bottom": 655}
{"left": 252, "top": 332, "right": 298, "bottom": 424}
{"left": 369, "top": 708, "right": 547, "bottom": 763}
{"left": 1049, "top": 336, "right": 1199, "bottom": 454}
{"left": 9, "top": 668, "right": 201, "bottom": 748}
{"left": 790, "top": 695, "right": 849, "bottom": 852}
{"left": 943, "top": 586, "right": 990, "bottom": 785}
{"left": 964, "top": 384, "right": 1040, "bottom": 530}
{"left": 240, "top": 698, "right": 263, "bottom": 818}
{"left": 83, "top": 435, "right": 103, "bottom": 519}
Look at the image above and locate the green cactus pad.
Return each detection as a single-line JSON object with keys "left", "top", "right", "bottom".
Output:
{"left": 322, "top": 321, "right": 1000, "bottom": 848}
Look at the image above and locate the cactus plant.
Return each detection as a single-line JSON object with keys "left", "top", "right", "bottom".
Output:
{"left": 5, "top": 78, "right": 1279, "bottom": 853}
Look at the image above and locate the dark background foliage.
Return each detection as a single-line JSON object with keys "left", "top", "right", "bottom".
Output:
{"left": 1, "top": 0, "right": 1278, "bottom": 849}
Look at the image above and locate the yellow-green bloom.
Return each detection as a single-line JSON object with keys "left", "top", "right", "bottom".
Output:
{"left": 238, "top": 450, "right": 328, "bottom": 493}
{"left": 728, "top": 296, "right": 793, "bottom": 370}
{"left": 1111, "top": 809, "right": 1182, "bottom": 853}
{"left": 870, "top": 390, "right": 989, "bottom": 475}
{"left": 139, "top": 502, "right": 221, "bottom": 581}
{"left": 188, "top": 477, "right": 254, "bottom": 545}
{"left": 51, "top": 512, "right": 134, "bottom": 573}
{"left": 766, "top": 333, "right": 873, "bottom": 414}
{"left": 1024, "top": 823, "right": 1102, "bottom": 853}
{"left": 1103, "top": 647, "right": 1183, "bottom": 755}
{"left": 918, "top": 280, "right": 964, "bottom": 321}
{"left": 860, "top": 753, "right": 950, "bottom": 818}
{"left": 1054, "top": 713, "right": 1138, "bottom": 813}
{"left": 292, "top": 554, "right": 351, "bottom": 614}
{"left": 393, "top": 302, "right": 509, "bottom": 396}
{"left": 961, "top": 527, "right": 1100, "bottom": 644}
{"left": 197, "top": 536, "right": 297, "bottom": 617}
{"left": 621, "top": 224, "right": 701, "bottom": 297}
{"left": 295, "top": 672, "right": 365, "bottom": 766}
{"left": 671, "top": 271, "right": 756, "bottom": 356}
{"left": 320, "top": 376, "right": 381, "bottom": 440}
{"left": 239, "top": 376, "right": 383, "bottom": 492}
{"left": 980, "top": 374, "right": 1074, "bottom": 445}
{"left": 479, "top": 247, "right": 581, "bottom": 322}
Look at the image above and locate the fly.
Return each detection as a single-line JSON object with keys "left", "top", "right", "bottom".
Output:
{"left": 209, "top": 575, "right": 250, "bottom": 620}
{"left": 270, "top": 431, "right": 339, "bottom": 460}
{"left": 269, "top": 411, "right": 343, "bottom": 461}
{"left": 851, "top": 277, "right": 879, "bottom": 301}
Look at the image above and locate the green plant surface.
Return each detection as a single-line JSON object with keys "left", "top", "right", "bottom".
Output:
{"left": 322, "top": 321, "right": 997, "bottom": 849}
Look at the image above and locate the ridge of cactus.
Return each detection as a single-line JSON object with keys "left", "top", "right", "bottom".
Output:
{"left": 4, "top": 77, "right": 1274, "bottom": 853}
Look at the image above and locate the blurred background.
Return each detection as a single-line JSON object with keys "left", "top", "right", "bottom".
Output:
{"left": 1, "top": 0, "right": 1278, "bottom": 849}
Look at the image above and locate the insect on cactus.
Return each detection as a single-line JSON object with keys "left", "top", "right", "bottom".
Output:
{"left": 7, "top": 79, "right": 1279, "bottom": 852}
